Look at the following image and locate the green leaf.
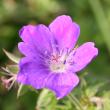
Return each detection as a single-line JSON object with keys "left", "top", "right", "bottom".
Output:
{"left": 36, "top": 89, "right": 57, "bottom": 110}
{"left": 85, "top": 81, "right": 107, "bottom": 97}
{"left": 17, "top": 84, "right": 29, "bottom": 98}
{"left": 3, "top": 49, "right": 20, "bottom": 63}
{"left": 6, "top": 65, "right": 19, "bottom": 73}
{"left": 103, "top": 92, "right": 110, "bottom": 110}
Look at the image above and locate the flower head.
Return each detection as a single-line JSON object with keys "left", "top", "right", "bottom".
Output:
{"left": 17, "top": 15, "right": 98, "bottom": 99}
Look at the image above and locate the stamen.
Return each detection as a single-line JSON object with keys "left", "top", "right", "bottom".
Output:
{"left": 49, "top": 48, "right": 70, "bottom": 73}
{"left": 49, "top": 46, "right": 78, "bottom": 73}
{"left": 60, "top": 48, "right": 69, "bottom": 62}
{"left": 51, "top": 54, "right": 60, "bottom": 62}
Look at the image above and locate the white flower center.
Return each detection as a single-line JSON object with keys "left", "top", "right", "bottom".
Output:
{"left": 50, "top": 60, "right": 65, "bottom": 73}
{"left": 49, "top": 49, "right": 68, "bottom": 73}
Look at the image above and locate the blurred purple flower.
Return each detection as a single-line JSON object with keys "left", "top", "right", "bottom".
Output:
{"left": 17, "top": 15, "right": 98, "bottom": 99}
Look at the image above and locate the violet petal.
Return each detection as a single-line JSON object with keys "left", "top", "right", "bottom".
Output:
{"left": 17, "top": 57, "right": 50, "bottom": 89}
{"left": 49, "top": 15, "right": 80, "bottom": 50}
{"left": 45, "top": 72, "right": 79, "bottom": 99}
{"left": 19, "top": 24, "right": 54, "bottom": 54}
{"left": 67, "top": 42, "right": 98, "bottom": 72}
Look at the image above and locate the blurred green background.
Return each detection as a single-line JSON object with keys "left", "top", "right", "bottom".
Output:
{"left": 0, "top": 0, "right": 110, "bottom": 110}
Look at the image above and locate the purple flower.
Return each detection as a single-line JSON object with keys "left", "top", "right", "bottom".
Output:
{"left": 17, "top": 15, "right": 98, "bottom": 99}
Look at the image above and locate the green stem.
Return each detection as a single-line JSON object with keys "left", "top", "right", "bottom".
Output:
{"left": 89, "top": 0, "right": 110, "bottom": 53}
{"left": 67, "top": 93, "right": 84, "bottom": 110}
